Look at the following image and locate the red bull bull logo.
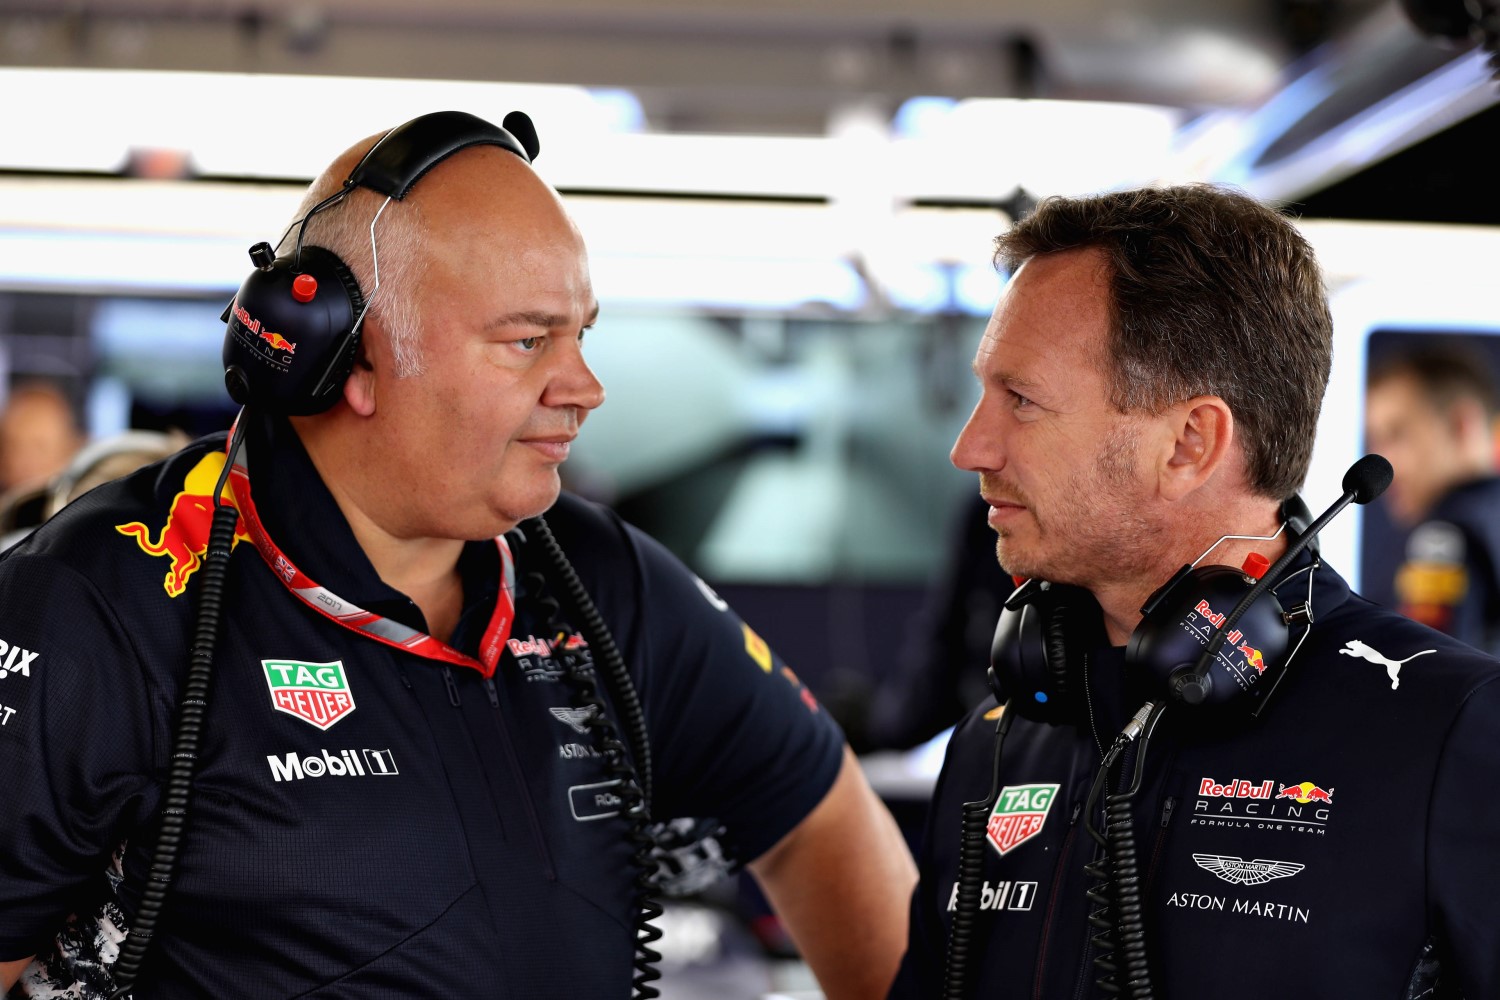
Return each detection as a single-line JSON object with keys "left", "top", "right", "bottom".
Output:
{"left": 1277, "top": 781, "right": 1334, "bottom": 804}
{"left": 258, "top": 329, "right": 297, "bottom": 354}
{"left": 116, "top": 453, "right": 252, "bottom": 597}
{"left": 1236, "top": 642, "right": 1267, "bottom": 674}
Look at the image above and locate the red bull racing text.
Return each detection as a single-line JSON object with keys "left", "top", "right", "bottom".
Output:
{"left": 1192, "top": 774, "right": 1334, "bottom": 834}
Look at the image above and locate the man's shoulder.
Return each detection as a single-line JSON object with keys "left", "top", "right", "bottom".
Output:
{"left": 538, "top": 492, "right": 681, "bottom": 578}
{"left": 1422, "top": 477, "right": 1500, "bottom": 547}
{"left": 1316, "top": 591, "right": 1500, "bottom": 688}
{"left": 542, "top": 490, "right": 624, "bottom": 538}
{"left": 935, "top": 699, "right": 1011, "bottom": 778}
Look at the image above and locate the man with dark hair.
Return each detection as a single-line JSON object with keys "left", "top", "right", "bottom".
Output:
{"left": 890, "top": 185, "right": 1500, "bottom": 998}
{"left": 0, "top": 114, "right": 916, "bottom": 999}
{"left": 1366, "top": 344, "right": 1500, "bottom": 653}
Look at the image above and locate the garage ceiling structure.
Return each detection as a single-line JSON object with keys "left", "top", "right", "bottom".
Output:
{"left": 0, "top": 0, "right": 1426, "bottom": 126}
{"left": 0, "top": 0, "right": 1492, "bottom": 214}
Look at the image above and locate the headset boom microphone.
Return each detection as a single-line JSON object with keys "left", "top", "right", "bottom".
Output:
{"left": 1171, "top": 454, "right": 1393, "bottom": 705}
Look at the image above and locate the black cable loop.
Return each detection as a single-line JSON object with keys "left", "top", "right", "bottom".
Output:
{"left": 520, "top": 515, "right": 662, "bottom": 999}
{"left": 1081, "top": 703, "right": 1165, "bottom": 1000}
{"left": 108, "top": 502, "right": 240, "bottom": 999}
{"left": 1081, "top": 735, "right": 1127, "bottom": 997}
{"left": 1105, "top": 791, "right": 1153, "bottom": 998}
{"left": 522, "top": 516, "right": 653, "bottom": 807}
{"left": 941, "top": 701, "right": 1014, "bottom": 1000}
{"left": 1084, "top": 848, "right": 1120, "bottom": 995}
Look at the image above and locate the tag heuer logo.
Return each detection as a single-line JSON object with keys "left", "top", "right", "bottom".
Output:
{"left": 263, "top": 659, "right": 355, "bottom": 730}
{"left": 987, "top": 783, "right": 1059, "bottom": 856}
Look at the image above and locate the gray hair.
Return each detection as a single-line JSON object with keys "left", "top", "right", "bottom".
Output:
{"left": 276, "top": 178, "right": 428, "bottom": 377}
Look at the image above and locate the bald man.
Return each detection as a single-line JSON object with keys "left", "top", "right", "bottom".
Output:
{"left": 0, "top": 113, "right": 914, "bottom": 999}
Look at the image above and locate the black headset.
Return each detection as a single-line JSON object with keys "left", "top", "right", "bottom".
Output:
{"left": 989, "top": 494, "right": 1319, "bottom": 730}
{"left": 985, "top": 457, "right": 1399, "bottom": 731}
{"left": 219, "top": 109, "right": 541, "bottom": 415}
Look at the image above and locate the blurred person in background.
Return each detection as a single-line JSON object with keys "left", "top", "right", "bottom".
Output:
{"left": 0, "top": 430, "right": 189, "bottom": 552}
{"left": 0, "top": 381, "right": 83, "bottom": 494}
{"left": 1366, "top": 344, "right": 1500, "bottom": 654}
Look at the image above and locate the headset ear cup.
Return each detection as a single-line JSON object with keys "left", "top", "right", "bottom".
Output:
{"left": 1042, "top": 601, "right": 1074, "bottom": 701}
{"left": 305, "top": 247, "right": 367, "bottom": 411}
{"left": 991, "top": 582, "right": 1101, "bottom": 725}
{"left": 1127, "top": 564, "right": 1291, "bottom": 721}
{"left": 222, "top": 245, "right": 365, "bottom": 415}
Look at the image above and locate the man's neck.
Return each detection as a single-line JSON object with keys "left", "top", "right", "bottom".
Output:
{"left": 293, "top": 419, "right": 466, "bottom": 639}
{"left": 1092, "top": 501, "right": 1287, "bottom": 646}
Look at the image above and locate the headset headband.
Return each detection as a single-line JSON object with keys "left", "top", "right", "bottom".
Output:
{"left": 221, "top": 109, "right": 542, "bottom": 415}
{"left": 346, "top": 110, "right": 539, "bottom": 200}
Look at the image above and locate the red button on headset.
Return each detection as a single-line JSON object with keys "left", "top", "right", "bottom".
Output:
{"left": 1241, "top": 551, "right": 1271, "bottom": 580}
{"left": 291, "top": 274, "right": 318, "bottom": 303}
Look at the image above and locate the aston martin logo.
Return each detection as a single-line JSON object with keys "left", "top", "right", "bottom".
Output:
{"left": 1192, "top": 854, "right": 1305, "bottom": 886}
{"left": 549, "top": 705, "right": 600, "bottom": 735}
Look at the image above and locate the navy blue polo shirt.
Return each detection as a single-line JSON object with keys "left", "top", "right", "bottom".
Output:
{"left": 891, "top": 555, "right": 1500, "bottom": 999}
{"left": 0, "top": 413, "right": 844, "bottom": 998}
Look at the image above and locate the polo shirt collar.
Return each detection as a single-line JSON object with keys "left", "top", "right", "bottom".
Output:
{"left": 242, "top": 410, "right": 498, "bottom": 646}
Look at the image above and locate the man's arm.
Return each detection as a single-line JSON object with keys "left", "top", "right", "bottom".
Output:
{"left": 749, "top": 746, "right": 917, "bottom": 1000}
{"left": 2, "top": 956, "right": 33, "bottom": 990}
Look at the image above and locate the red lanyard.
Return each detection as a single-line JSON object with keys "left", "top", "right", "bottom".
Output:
{"left": 223, "top": 428, "right": 516, "bottom": 678}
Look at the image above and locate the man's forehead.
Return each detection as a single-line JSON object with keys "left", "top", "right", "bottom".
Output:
{"left": 1369, "top": 373, "right": 1436, "bottom": 414}
{"left": 485, "top": 301, "right": 601, "bottom": 331}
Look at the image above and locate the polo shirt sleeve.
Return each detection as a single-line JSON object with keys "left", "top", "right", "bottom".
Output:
{"left": 618, "top": 525, "right": 847, "bottom": 865}
{"left": 0, "top": 553, "right": 160, "bottom": 961}
{"left": 1426, "top": 673, "right": 1500, "bottom": 993}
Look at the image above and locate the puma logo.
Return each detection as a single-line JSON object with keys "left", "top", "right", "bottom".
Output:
{"left": 1338, "top": 640, "right": 1434, "bottom": 690}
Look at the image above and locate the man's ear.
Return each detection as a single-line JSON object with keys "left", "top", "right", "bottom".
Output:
{"left": 1157, "top": 395, "right": 1234, "bottom": 502}
{"left": 342, "top": 351, "right": 376, "bottom": 417}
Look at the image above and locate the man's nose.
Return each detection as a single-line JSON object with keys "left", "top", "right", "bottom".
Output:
{"left": 547, "top": 343, "right": 606, "bottom": 412}
{"left": 951, "top": 396, "right": 1003, "bottom": 473}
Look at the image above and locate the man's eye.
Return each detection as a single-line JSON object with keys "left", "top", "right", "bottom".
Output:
{"left": 517, "top": 336, "right": 542, "bottom": 352}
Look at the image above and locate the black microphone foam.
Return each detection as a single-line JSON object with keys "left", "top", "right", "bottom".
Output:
{"left": 1343, "top": 454, "right": 1394, "bottom": 505}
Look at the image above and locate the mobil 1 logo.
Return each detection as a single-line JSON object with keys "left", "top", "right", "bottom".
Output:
{"left": 267, "top": 747, "right": 399, "bottom": 782}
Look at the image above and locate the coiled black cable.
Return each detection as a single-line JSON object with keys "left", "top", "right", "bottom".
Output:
{"left": 1082, "top": 701, "right": 1166, "bottom": 1000}
{"left": 1105, "top": 786, "right": 1151, "bottom": 996}
{"left": 1083, "top": 846, "right": 1120, "bottom": 994}
{"left": 523, "top": 515, "right": 652, "bottom": 807}
{"left": 109, "top": 423, "right": 248, "bottom": 999}
{"left": 520, "top": 515, "right": 663, "bottom": 1000}
{"left": 941, "top": 699, "right": 1015, "bottom": 1000}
